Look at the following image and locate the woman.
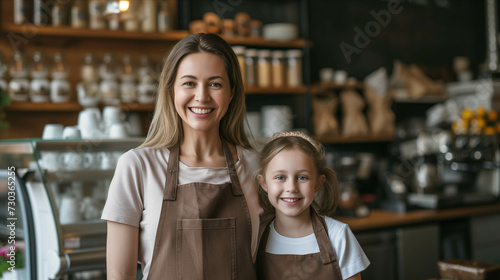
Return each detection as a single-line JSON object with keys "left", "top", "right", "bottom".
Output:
{"left": 101, "top": 33, "right": 262, "bottom": 280}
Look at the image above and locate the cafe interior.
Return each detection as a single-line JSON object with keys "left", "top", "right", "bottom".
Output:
{"left": 1, "top": 0, "right": 500, "bottom": 279}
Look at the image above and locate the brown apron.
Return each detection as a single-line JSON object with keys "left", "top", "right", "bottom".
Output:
{"left": 256, "top": 211, "right": 343, "bottom": 280}
{"left": 147, "top": 141, "right": 256, "bottom": 280}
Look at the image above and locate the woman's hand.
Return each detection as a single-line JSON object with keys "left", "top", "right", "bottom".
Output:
{"left": 106, "top": 221, "right": 139, "bottom": 280}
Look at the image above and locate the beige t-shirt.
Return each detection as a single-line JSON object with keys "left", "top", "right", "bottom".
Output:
{"left": 101, "top": 146, "right": 263, "bottom": 279}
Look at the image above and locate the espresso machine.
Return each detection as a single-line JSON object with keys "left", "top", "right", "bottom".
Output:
{"left": 394, "top": 130, "right": 500, "bottom": 209}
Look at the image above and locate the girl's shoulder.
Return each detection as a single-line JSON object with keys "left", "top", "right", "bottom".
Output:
{"left": 323, "top": 216, "right": 351, "bottom": 236}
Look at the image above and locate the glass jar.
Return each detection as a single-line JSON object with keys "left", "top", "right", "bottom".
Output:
{"left": 14, "top": 0, "right": 30, "bottom": 24}
{"left": 81, "top": 53, "right": 99, "bottom": 82}
{"left": 245, "top": 49, "right": 258, "bottom": 87}
{"left": 123, "top": 1, "right": 140, "bottom": 31}
{"left": 51, "top": 52, "right": 71, "bottom": 103}
{"left": 286, "top": 49, "right": 302, "bottom": 88}
{"left": 232, "top": 46, "right": 246, "bottom": 84}
{"left": 8, "top": 51, "right": 29, "bottom": 101}
{"left": 88, "top": 0, "right": 106, "bottom": 30}
{"left": 77, "top": 81, "right": 100, "bottom": 107}
{"left": 142, "top": 0, "right": 157, "bottom": 32}
{"left": 120, "top": 55, "right": 136, "bottom": 103}
{"left": 257, "top": 49, "right": 271, "bottom": 88}
{"left": 271, "top": 50, "right": 285, "bottom": 88}
{"left": 100, "top": 79, "right": 120, "bottom": 105}
{"left": 157, "top": 0, "right": 174, "bottom": 32}
{"left": 52, "top": 1, "right": 69, "bottom": 27}
{"left": 30, "top": 51, "right": 50, "bottom": 103}
{"left": 99, "top": 53, "right": 117, "bottom": 81}
{"left": 34, "top": 0, "right": 52, "bottom": 25}
{"left": 71, "top": 0, "right": 88, "bottom": 28}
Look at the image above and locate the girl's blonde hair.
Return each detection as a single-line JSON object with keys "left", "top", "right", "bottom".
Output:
{"left": 140, "top": 33, "right": 251, "bottom": 149}
{"left": 256, "top": 131, "right": 339, "bottom": 216}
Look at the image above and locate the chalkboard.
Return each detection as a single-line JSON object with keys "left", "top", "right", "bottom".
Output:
{"left": 309, "top": 0, "right": 487, "bottom": 81}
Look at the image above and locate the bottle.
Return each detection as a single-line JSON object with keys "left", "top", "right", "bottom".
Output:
{"left": 78, "top": 53, "right": 100, "bottom": 107}
{"left": 88, "top": 0, "right": 106, "bottom": 29}
{"left": 50, "top": 52, "right": 71, "bottom": 103}
{"left": 142, "top": 0, "right": 157, "bottom": 32}
{"left": 286, "top": 49, "right": 302, "bottom": 87}
{"left": 157, "top": 1, "right": 173, "bottom": 32}
{"left": 52, "top": 1, "right": 69, "bottom": 27}
{"left": 14, "top": 0, "right": 30, "bottom": 24}
{"left": 136, "top": 55, "right": 156, "bottom": 104}
{"left": 34, "top": 0, "right": 53, "bottom": 26}
{"left": 30, "top": 51, "right": 50, "bottom": 103}
{"left": 271, "top": 50, "right": 285, "bottom": 88}
{"left": 8, "top": 51, "right": 29, "bottom": 102}
{"left": 123, "top": 1, "right": 140, "bottom": 32}
{"left": 257, "top": 49, "right": 271, "bottom": 88}
{"left": 71, "top": 0, "right": 88, "bottom": 28}
{"left": 120, "top": 55, "right": 136, "bottom": 103}
{"left": 245, "top": 49, "right": 258, "bottom": 87}
{"left": 99, "top": 53, "right": 120, "bottom": 105}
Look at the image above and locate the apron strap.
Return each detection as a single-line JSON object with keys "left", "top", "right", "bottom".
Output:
{"left": 312, "top": 210, "right": 339, "bottom": 265}
{"left": 164, "top": 143, "right": 180, "bottom": 201}
{"left": 221, "top": 139, "right": 244, "bottom": 196}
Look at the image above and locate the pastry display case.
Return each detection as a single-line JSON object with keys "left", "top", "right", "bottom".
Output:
{"left": 0, "top": 138, "right": 142, "bottom": 280}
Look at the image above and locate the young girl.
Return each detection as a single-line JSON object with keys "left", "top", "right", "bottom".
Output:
{"left": 256, "top": 131, "right": 370, "bottom": 280}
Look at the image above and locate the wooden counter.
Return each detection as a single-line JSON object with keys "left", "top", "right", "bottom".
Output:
{"left": 336, "top": 203, "right": 500, "bottom": 232}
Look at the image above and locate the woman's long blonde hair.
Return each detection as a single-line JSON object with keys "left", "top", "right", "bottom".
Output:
{"left": 140, "top": 33, "right": 251, "bottom": 149}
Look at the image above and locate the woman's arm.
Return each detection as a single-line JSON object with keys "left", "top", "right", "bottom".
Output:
{"left": 106, "top": 221, "right": 139, "bottom": 280}
{"left": 346, "top": 272, "right": 362, "bottom": 280}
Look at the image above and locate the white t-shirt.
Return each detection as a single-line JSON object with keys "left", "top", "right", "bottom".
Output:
{"left": 265, "top": 216, "right": 370, "bottom": 279}
{"left": 101, "top": 146, "right": 263, "bottom": 279}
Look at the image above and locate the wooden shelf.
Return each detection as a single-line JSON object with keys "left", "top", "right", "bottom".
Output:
{"left": 2, "top": 24, "right": 310, "bottom": 48}
{"left": 5, "top": 102, "right": 83, "bottom": 112}
{"left": 221, "top": 35, "right": 310, "bottom": 48}
{"left": 310, "top": 82, "right": 365, "bottom": 94}
{"left": 245, "top": 86, "right": 307, "bottom": 94}
{"left": 2, "top": 23, "right": 189, "bottom": 41}
{"left": 318, "top": 134, "right": 394, "bottom": 144}
{"left": 5, "top": 102, "right": 156, "bottom": 112}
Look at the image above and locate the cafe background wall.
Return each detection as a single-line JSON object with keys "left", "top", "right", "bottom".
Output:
{"left": 0, "top": 0, "right": 490, "bottom": 138}
{"left": 308, "top": 0, "right": 486, "bottom": 82}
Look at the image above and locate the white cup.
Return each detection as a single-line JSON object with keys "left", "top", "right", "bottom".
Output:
{"left": 63, "top": 152, "right": 94, "bottom": 170}
{"left": 103, "top": 106, "right": 123, "bottom": 126}
{"left": 320, "top": 68, "right": 335, "bottom": 83}
{"left": 126, "top": 113, "right": 143, "bottom": 137}
{"left": 261, "top": 105, "right": 293, "bottom": 138}
{"left": 62, "top": 126, "right": 82, "bottom": 139}
{"left": 40, "top": 151, "right": 64, "bottom": 171}
{"left": 59, "top": 194, "right": 82, "bottom": 224}
{"left": 78, "top": 109, "right": 102, "bottom": 139}
{"left": 99, "top": 152, "right": 117, "bottom": 170}
{"left": 109, "top": 123, "right": 129, "bottom": 139}
{"left": 42, "top": 124, "right": 64, "bottom": 139}
{"left": 245, "top": 112, "right": 261, "bottom": 139}
{"left": 334, "top": 70, "right": 348, "bottom": 84}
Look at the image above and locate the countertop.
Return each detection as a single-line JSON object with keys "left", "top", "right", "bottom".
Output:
{"left": 335, "top": 203, "right": 500, "bottom": 232}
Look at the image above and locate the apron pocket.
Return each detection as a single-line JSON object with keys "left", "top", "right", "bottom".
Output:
{"left": 176, "top": 218, "right": 236, "bottom": 280}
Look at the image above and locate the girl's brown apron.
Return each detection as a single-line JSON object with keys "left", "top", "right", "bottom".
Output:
{"left": 147, "top": 140, "right": 256, "bottom": 280}
{"left": 256, "top": 211, "right": 343, "bottom": 279}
